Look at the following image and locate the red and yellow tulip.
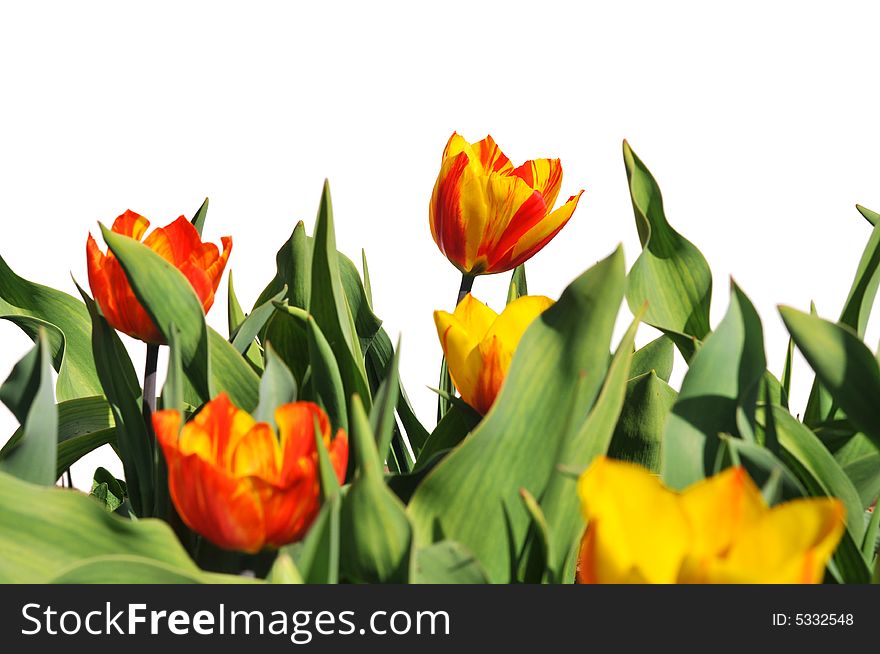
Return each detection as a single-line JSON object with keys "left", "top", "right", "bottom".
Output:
{"left": 429, "top": 133, "right": 583, "bottom": 275}
{"left": 576, "top": 456, "right": 845, "bottom": 584}
{"left": 434, "top": 293, "right": 553, "bottom": 414}
{"left": 87, "top": 210, "right": 232, "bottom": 344}
{"left": 153, "top": 394, "right": 348, "bottom": 553}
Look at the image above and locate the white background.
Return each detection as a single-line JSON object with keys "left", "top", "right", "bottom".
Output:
{"left": 2, "top": 1, "right": 879, "bottom": 489}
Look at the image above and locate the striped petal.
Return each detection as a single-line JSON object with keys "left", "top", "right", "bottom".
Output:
{"left": 513, "top": 158, "right": 563, "bottom": 210}
{"left": 111, "top": 210, "right": 149, "bottom": 241}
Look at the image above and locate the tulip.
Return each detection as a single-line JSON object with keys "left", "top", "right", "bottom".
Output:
{"left": 87, "top": 209, "right": 232, "bottom": 343}
{"left": 434, "top": 293, "right": 553, "bottom": 414}
{"left": 576, "top": 456, "right": 845, "bottom": 584}
{"left": 153, "top": 393, "right": 348, "bottom": 553}
{"left": 429, "top": 132, "right": 583, "bottom": 276}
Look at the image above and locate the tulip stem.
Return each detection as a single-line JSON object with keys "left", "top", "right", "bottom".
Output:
{"left": 143, "top": 344, "right": 159, "bottom": 428}
{"left": 456, "top": 273, "right": 475, "bottom": 306}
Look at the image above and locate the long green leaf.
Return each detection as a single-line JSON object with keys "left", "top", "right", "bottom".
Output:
{"left": 408, "top": 247, "right": 625, "bottom": 582}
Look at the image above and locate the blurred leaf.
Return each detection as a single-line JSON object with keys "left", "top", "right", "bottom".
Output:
{"left": 506, "top": 265, "right": 528, "bottom": 304}
{"left": 623, "top": 141, "right": 712, "bottom": 360}
{"left": 525, "top": 314, "right": 639, "bottom": 582}
{"left": 780, "top": 307, "right": 880, "bottom": 450}
{"left": 0, "top": 470, "right": 213, "bottom": 583}
{"left": 49, "top": 555, "right": 253, "bottom": 584}
{"left": 266, "top": 551, "right": 304, "bottom": 584}
{"left": 408, "top": 247, "right": 625, "bottom": 582}
{"left": 0, "top": 255, "right": 101, "bottom": 400}
{"left": 254, "top": 346, "right": 297, "bottom": 430}
{"left": 662, "top": 283, "right": 766, "bottom": 489}
{"left": 781, "top": 337, "right": 794, "bottom": 409}
{"left": 412, "top": 541, "right": 489, "bottom": 584}
{"left": 608, "top": 371, "right": 677, "bottom": 471}
{"left": 0, "top": 331, "right": 57, "bottom": 485}
{"left": 629, "top": 334, "right": 674, "bottom": 382}
{"left": 723, "top": 437, "right": 807, "bottom": 499}
{"left": 76, "top": 282, "right": 153, "bottom": 517}
{"left": 341, "top": 395, "right": 412, "bottom": 583}
{"left": 190, "top": 197, "right": 209, "bottom": 236}
{"left": 287, "top": 493, "right": 341, "bottom": 584}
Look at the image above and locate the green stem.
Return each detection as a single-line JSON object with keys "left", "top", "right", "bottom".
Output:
{"left": 457, "top": 273, "right": 475, "bottom": 306}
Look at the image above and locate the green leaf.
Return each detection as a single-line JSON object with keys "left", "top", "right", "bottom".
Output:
{"left": 608, "top": 371, "right": 677, "bottom": 471}
{"left": 662, "top": 282, "right": 766, "bottom": 489}
{"left": 309, "top": 181, "right": 370, "bottom": 407}
{"left": 370, "top": 337, "right": 402, "bottom": 466}
{"left": 361, "top": 249, "right": 373, "bottom": 308}
{"left": 623, "top": 140, "right": 712, "bottom": 359}
{"left": 49, "top": 555, "right": 254, "bottom": 584}
{"left": 525, "top": 314, "right": 639, "bottom": 582}
{"left": 76, "top": 283, "right": 153, "bottom": 517}
{"left": 763, "top": 405, "right": 865, "bottom": 540}
{"left": 857, "top": 204, "right": 880, "bottom": 227}
{"left": 366, "top": 329, "right": 430, "bottom": 453}
{"left": 415, "top": 404, "right": 481, "bottom": 470}
{"left": 781, "top": 337, "right": 794, "bottom": 409}
{"left": 227, "top": 270, "right": 247, "bottom": 336}
{"left": 0, "top": 255, "right": 101, "bottom": 401}
{"left": 838, "top": 218, "right": 880, "bottom": 338}
{"left": 412, "top": 541, "right": 489, "bottom": 584}
{"left": 629, "top": 334, "right": 674, "bottom": 382}
{"left": 305, "top": 313, "right": 347, "bottom": 432}
{"left": 780, "top": 307, "right": 880, "bottom": 450}
{"left": 0, "top": 331, "right": 57, "bottom": 485}
{"left": 266, "top": 551, "right": 304, "bottom": 584}
{"left": 287, "top": 493, "right": 341, "bottom": 584}
{"left": 833, "top": 434, "right": 880, "bottom": 509}
{"left": 408, "top": 247, "right": 625, "bottom": 582}
{"left": 90, "top": 466, "right": 126, "bottom": 512}
{"left": 254, "top": 346, "right": 297, "bottom": 429}
{"left": 506, "top": 264, "right": 528, "bottom": 304}
{"left": 0, "top": 470, "right": 207, "bottom": 583}
{"left": 100, "top": 224, "right": 259, "bottom": 411}
{"left": 340, "top": 395, "right": 412, "bottom": 583}
{"left": 191, "top": 197, "right": 209, "bottom": 236}
{"left": 232, "top": 287, "right": 286, "bottom": 358}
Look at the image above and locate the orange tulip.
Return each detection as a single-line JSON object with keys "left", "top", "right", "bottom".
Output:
{"left": 434, "top": 293, "right": 553, "bottom": 414}
{"left": 87, "top": 209, "right": 232, "bottom": 343}
{"left": 429, "top": 132, "right": 583, "bottom": 275}
{"left": 153, "top": 394, "right": 348, "bottom": 553}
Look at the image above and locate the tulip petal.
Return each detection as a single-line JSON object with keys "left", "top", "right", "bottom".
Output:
{"left": 142, "top": 215, "right": 204, "bottom": 266}
{"left": 111, "top": 210, "right": 149, "bottom": 241}
{"left": 714, "top": 498, "right": 845, "bottom": 583}
{"left": 680, "top": 467, "right": 766, "bottom": 560}
{"left": 452, "top": 293, "right": 497, "bottom": 338}
{"left": 276, "top": 402, "right": 331, "bottom": 486}
{"left": 474, "top": 172, "right": 546, "bottom": 270}
{"left": 443, "top": 133, "right": 513, "bottom": 175}
{"left": 182, "top": 393, "right": 256, "bottom": 466}
{"left": 435, "top": 296, "right": 498, "bottom": 409}
{"left": 577, "top": 457, "right": 690, "bottom": 583}
{"left": 230, "top": 422, "right": 280, "bottom": 480}
{"left": 430, "top": 150, "right": 471, "bottom": 271}
{"left": 482, "top": 295, "right": 553, "bottom": 354}
{"left": 513, "top": 158, "right": 563, "bottom": 210}
{"left": 495, "top": 191, "right": 582, "bottom": 272}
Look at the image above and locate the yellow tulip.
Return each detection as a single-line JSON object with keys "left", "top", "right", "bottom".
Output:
{"left": 576, "top": 457, "right": 845, "bottom": 584}
{"left": 434, "top": 293, "right": 553, "bottom": 414}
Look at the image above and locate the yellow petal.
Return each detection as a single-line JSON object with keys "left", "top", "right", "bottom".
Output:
{"left": 507, "top": 191, "right": 582, "bottom": 264}
{"left": 229, "top": 422, "right": 281, "bottom": 481}
{"left": 577, "top": 457, "right": 690, "bottom": 583}
{"left": 434, "top": 307, "right": 482, "bottom": 408}
{"left": 513, "top": 158, "right": 563, "bottom": 210}
{"left": 712, "top": 497, "right": 845, "bottom": 583}
{"left": 679, "top": 466, "right": 766, "bottom": 560}
{"left": 482, "top": 295, "right": 553, "bottom": 353}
